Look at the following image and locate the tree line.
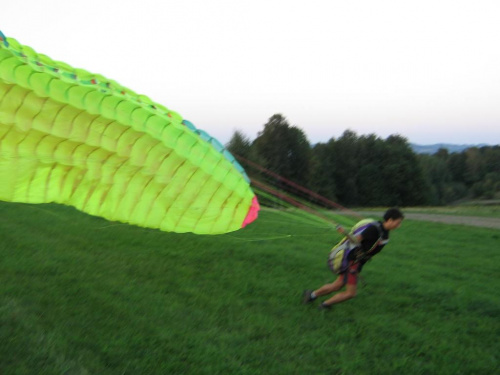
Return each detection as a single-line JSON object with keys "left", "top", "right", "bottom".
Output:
{"left": 227, "top": 114, "right": 500, "bottom": 207}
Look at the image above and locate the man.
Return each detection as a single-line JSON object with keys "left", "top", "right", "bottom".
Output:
{"left": 303, "top": 208, "right": 404, "bottom": 309}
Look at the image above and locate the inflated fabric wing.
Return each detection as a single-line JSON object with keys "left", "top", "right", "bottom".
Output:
{"left": 0, "top": 31, "right": 259, "bottom": 234}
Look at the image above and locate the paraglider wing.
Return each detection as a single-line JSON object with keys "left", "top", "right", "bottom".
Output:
{"left": 0, "top": 31, "right": 259, "bottom": 234}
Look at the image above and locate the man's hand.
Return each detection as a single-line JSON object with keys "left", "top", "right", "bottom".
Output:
{"left": 336, "top": 224, "right": 346, "bottom": 235}
{"left": 336, "top": 224, "right": 361, "bottom": 246}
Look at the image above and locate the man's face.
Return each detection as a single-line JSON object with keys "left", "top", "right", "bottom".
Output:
{"left": 387, "top": 218, "right": 403, "bottom": 230}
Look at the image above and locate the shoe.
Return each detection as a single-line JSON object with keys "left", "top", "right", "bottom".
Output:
{"left": 317, "top": 302, "right": 332, "bottom": 310}
{"left": 302, "top": 289, "right": 315, "bottom": 304}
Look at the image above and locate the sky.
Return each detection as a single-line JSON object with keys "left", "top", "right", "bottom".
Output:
{"left": 2, "top": 0, "right": 500, "bottom": 146}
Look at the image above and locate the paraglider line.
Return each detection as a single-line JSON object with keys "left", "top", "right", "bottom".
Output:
{"left": 235, "top": 154, "right": 363, "bottom": 219}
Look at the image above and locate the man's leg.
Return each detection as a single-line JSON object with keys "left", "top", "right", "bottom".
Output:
{"left": 321, "top": 283, "right": 357, "bottom": 305}
{"left": 313, "top": 275, "right": 345, "bottom": 297}
{"left": 321, "top": 263, "right": 359, "bottom": 306}
{"left": 303, "top": 275, "right": 345, "bottom": 304}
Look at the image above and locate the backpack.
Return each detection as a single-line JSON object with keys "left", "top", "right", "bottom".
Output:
{"left": 327, "top": 219, "right": 382, "bottom": 274}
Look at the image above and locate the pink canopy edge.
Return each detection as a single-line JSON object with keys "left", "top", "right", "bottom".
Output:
{"left": 241, "top": 196, "right": 260, "bottom": 228}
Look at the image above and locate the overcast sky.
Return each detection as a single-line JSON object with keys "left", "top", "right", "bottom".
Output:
{"left": 2, "top": 0, "right": 499, "bottom": 145}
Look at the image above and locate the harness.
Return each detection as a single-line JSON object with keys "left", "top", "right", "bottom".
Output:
{"left": 327, "top": 220, "right": 383, "bottom": 274}
{"left": 352, "top": 221, "right": 383, "bottom": 263}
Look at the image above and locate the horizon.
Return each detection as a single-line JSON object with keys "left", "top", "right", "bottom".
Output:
{"left": 218, "top": 118, "right": 498, "bottom": 147}
{"left": 219, "top": 121, "right": 498, "bottom": 147}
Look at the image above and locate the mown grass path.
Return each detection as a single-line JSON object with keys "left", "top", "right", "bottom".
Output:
{"left": 402, "top": 213, "right": 500, "bottom": 229}
{"left": 357, "top": 211, "right": 500, "bottom": 229}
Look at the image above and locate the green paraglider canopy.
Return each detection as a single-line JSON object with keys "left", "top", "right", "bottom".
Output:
{"left": 0, "top": 31, "right": 259, "bottom": 234}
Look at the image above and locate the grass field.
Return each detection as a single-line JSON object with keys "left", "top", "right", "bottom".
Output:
{"left": 1, "top": 202, "right": 499, "bottom": 374}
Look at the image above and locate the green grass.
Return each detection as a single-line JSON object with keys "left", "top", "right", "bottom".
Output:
{"left": 1, "top": 202, "right": 499, "bottom": 374}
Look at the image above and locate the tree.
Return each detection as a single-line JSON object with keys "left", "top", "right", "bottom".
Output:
{"left": 329, "top": 130, "right": 361, "bottom": 205}
{"left": 464, "top": 147, "right": 484, "bottom": 186}
{"left": 419, "top": 154, "right": 451, "bottom": 204}
{"left": 226, "top": 130, "right": 252, "bottom": 159}
{"left": 230, "top": 113, "right": 500, "bottom": 207}
{"left": 355, "top": 134, "right": 387, "bottom": 205}
{"left": 312, "top": 132, "right": 429, "bottom": 206}
{"left": 252, "top": 114, "right": 311, "bottom": 186}
{"left": 310, "top": 140, "right": 338, "bottom": 202}
{"left": 379, "top": 135, "right": 428, "bottom": 206}
{"left": 447, "top": 152, "right": 467, "bottom": 183}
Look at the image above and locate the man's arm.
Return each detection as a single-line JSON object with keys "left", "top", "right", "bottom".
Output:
{"left": 336, "top": 225, "right": 362, "bottom": 246}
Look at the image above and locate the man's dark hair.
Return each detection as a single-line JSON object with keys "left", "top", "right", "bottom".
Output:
{"left": 383, "top": 208, "right": 404, "bottom": 221}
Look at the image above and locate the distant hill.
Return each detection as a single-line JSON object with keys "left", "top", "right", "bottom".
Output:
{"left": 410, "top": 143, "right": 489, "bottom": 154}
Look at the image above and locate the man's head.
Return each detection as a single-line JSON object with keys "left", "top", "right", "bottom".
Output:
{"left": 383, "top": 208, "right": 404, "bottom": 230}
